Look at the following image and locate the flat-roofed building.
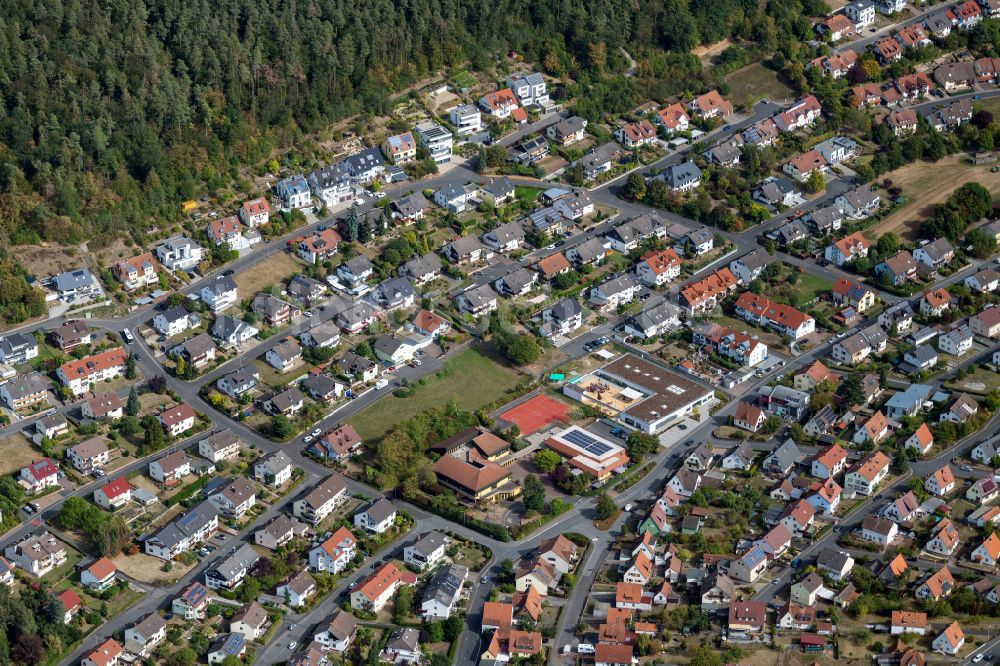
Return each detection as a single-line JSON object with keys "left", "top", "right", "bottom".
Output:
{"left": 563, "top": 353, "right": 714, "bottom": 433}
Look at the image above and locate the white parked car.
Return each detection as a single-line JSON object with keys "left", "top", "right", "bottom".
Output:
{"left": 376, "top": 191, "right": 387, "bottom": 199}
{"left": 374, "top": 378, "right": 389, "bottom": 390}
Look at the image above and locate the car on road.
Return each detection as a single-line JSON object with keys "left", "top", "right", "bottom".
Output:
{"left": 563, "top": 231, "right": 572, "bottom": 238}
{"left": 121, "top": 329, "right": 134, "bottom": 344}
{"left": 640, "top": 292, "right": 652, "bottom": 300}
{"left": 723, "top": 124, "right": 732, "bottom": 131}
{"left": 289, "top": 624, "right": 297, "bottom": 631}
{"left": 304, "top": 310, "right": 313, "bottom": 317}
{"left": 376, "top": 191, "right": 387, "bottom": 199}
{"left": 624, "top": 503, "right": 633, "bottom": 512}
{"left": 544, "top": 244, "right": 556, "bottom": 250}
{"left": 22, "top": 505, "right": 33, "bottom": 515}
{"left": 555, "top": 240, "right": 565, "bottom": 247}
{"left": 303, "top": 435, "right": 313, "bottom": 444}
{"left": 976, "top": 95, "right": 983, "bottom": 100}
{"left": 374, "top": 378, "right": 389, "bottom": 390}
{"left": 289, "top": 642, "right": 297, "bottom": 651}
{"left": 311, "top": 428, "right": 322, "bottom": 437}
{"left": 348, "top": 581, "right": 357, "bottom": 589}
{"left": 962, "top": 465, "right": 973, "bottom": 472}
{"left": 216, "top": 534, "right": 227, "bottom": 541}
{"left": 974, "top": 654, "right": 985, "bottom": 663}
{"left": 481, "top": 575, "right": 489, "bottom": 583}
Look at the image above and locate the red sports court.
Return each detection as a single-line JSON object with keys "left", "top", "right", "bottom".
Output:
{"left": 500, "top": 394, "right": 569, "bottom": 435}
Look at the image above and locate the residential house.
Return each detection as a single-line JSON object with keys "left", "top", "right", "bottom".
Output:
{"left": 94, "top": 478, "right": 131, "bottom": 511}
{"left": 211, "top": 316, "right": 258, "bottom": 348}
{"left": 204, "top": 543, "right": 260, "bottom": 591}
{"left": 155, "top": 236, "right": 203, "bottom": 271}
{"left": 309, "top": 526, "right": 357, "bottom": 574}
{"left": 207, "top": 477, "right": 257, "bottom": 519}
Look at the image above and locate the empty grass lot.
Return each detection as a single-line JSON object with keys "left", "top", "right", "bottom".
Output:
{"left": 723, "top": 62, "right": 796, "bottom": 108}
{"left": 867, "top": 155, "right": 1000, "bottom": 242}
{"left": 0, "top": 433, "right": 41, "bottom": 476}
{"left": 349, "top": 347, "right": 522, "bottom": 441}
{"left": 234, "top": 251, "right": 304, "bottom": 296}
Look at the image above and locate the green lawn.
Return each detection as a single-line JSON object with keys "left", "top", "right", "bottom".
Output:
{"left": 723, "top": 62, "right": 795, "bottom": 108}
{"left": 514, "top": 186, "right": 544, "bottom": 208}
{"left": 348, "top": 347, "right": 522, "bottom": 441}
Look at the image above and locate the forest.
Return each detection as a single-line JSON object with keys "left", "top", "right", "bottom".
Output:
{"left": 0, "top": 0, "right": 827, "bottom": 250}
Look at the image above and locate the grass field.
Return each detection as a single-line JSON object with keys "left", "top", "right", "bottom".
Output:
{"left": 0, "top": 433, "right": 40, "bottom": 476}
{"left": 866, "top": 156, "right": 1000, "bottom": 242}
{"left": 723, "top": 62, "right": 795, "bottom": 108}
{"left": 234, "top": 251, "right": 304, "bottom": 296}
{"left": 348, "top": 347, "right": 522, "bottom": 441}
{"left": 944, "top": 367, "right": 1000, "bottom": 395}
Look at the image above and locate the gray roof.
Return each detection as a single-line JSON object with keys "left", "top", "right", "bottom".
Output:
{"left": 575, "top": 143, "right": 619, "bottom": 172}
{"left": 817, "top": 548, "right": 852, "bottom": 573}
{"left": 269, "top": 338, "right": 302, "bottom": 363}
{"left": 809, "top": 205, "right": 843, "bottom": 231}
{"left": 422, "top": 563, "right": 468, "bottom": 611}
{"left": 726, "top": 441, "right": 756, "bottom": 467}
{"left": 202, "top": 429, "right": 241, "bottom": 453}
{"left": 337, "top": 301, "right": 376, "bottom": 327}
{"left": 344, "top": 148, "right": 385, "bottom": 176}
{"left": 627, "top": 300, "right": 681, "bottom": 333}
{"left": 211, "top": 315, "right": 255, "bottom": 341}
{"left": 482, "top": 177, "right": 515, "bottom": 198}
{"left": 393, "top": 192, "right": 431, "bottom": 218}
{"left": 269, "top": 387, "right": 304, "bottom": 413}
{"left": 220, "top": 366, "right": 259, "bottom": 388}
{"left": 342, "top": 254, "right": 374, "bottom": 276}
{"left": 252, "top": 293, "right": 290, "bottom": 318}
{"left": 159, "top": 305, "right": 192, "bottom": 325}
{"left": 498, "top": 267, "right": 536, "bottom": 294}
{"left": 550, "top": 116, "right": 587, "bottom": 138}
{"left": 302, "top": 373, "right": 343, "bottom": 399}
{"left": 707, "top": 142, "right": 741, "bottom": 164}
{"left": 735, "top": 248, "right": 772, "bottom": 273}
{"left": 401, "top": 253, "right": 442, "bottom": 278}
{"left": 443, "top": 234, "right": 487, "bottom": 259}
{"left": 766, "top": 439, "right": 803, "bottom": 471}
{"left": 386, "top": 627, "right": 420, "bottom": 653}
{"left": 302, "top": 320, "right": 341, "bottom": 347}
{"left": 458, "top": 284, "right": 497, "bottom": 310}
{"left": 908, "top": 344, "right": 938, "bottom": 365}
{"left": 571, "top": 237, "right": 608, "bottom": 263}
{"left": 548, "top": 297, "right": 582, "bottom": 322}
{"left": 842, "top": 185, "right": 879, "bottom": 211}
{"left": 151, "top": 500, "right": 218, "bottom": 548}
{"left": 661, "top": 161, "right": 703, "bottom": 189}
{"left": 370, "top": 277, "right": 416, "bottom": 307}
{"left": 288, "top": 275, "right": 327, "bottom": 299}
{"left": 362, "top": 498, "right": 396, "bottom": 524}
{"left": 3, "top": 371, "right": 49, "bottom": 400}
{"left": 374, "top": 334, "right": 406, "bottom": 356}
{"left": 204, "top": 276, "right": 237, "bottom": 296}
{"left": 607, "top": 212, "right": 663, "bottom": 244}
{"left": 338, "top": 350, "right": 376, "bottom": 375}
{"left": 210, "top": 543, "right": 260, "bottom": 583}
{"left": 254, "top": 448, "right": 292, "bottom": 474}
{"left": 176, "top": 333, "right": 215, "bottom": 358}
{"left": 919, "top": 237, "right": 954, "bottom": 262}
{"left": 131, "top": 612, "right": 167, "bottom": 639}
{"left": 596, "top": 273, "right": 638, "bottom": 297}
{"left": 410, "top": 531, "right": 449, "bottom": 557}
{"left": 52, "top": 268, "right": 96, "bottom": 292}
{"left": 483, "top": 221, "right": 526, "bottom": 245}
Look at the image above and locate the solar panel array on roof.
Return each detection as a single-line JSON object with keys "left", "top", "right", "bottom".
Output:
{"left": 561, "top": 429, "right": 612, "bottom": 457}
